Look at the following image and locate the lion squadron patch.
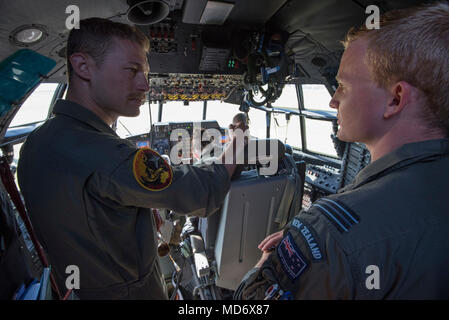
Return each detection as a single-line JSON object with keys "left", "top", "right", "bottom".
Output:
{"left": 133, "top": 148, "right": 173, "bottom": 191}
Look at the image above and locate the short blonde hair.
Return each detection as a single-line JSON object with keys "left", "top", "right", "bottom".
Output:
{"left": 343, "top": 2, "right": 449, "bottom": 136}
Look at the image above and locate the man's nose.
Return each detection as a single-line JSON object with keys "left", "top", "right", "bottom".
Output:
{"left": 137, "top": 74, "right": 150, "bottom": 92}
{"left": 329, "top": 96, "right": 339, "bottom": 110}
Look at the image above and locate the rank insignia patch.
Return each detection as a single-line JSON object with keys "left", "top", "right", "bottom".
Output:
{"left": 133, "top": 148, "right": 173, "bottom": 191}
{"left": 277, "top": 232, "right": 308, "bottom": 282}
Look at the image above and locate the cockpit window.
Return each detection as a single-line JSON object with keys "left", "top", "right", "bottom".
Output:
{"left": 247, "top": 107, "right": 266, "bottom": 139}
{"left": 270, "top": 113, "right": 301, "bottom": 148}
{"left": 162, "top": 100, "right": 203, "bottom": 122}
{"left": 116, "top": 102, "right": 156, "bottom": 138}
{"left": 8, "top": 83, "right": 59, "bottom": 127}
{"left": 6, "top": 83, "right": 59, "bottom": 180}
{"left": 305, "top": 118, "right": 338, "bottom": 157}
{"left": 301, "top": 84, "right": 338, "bottom": 157}
{"left": 271, "top": 84, "right": 299, "bottom": 109}
{"left": 205, "top": 101, "right": 240, "bottom": 128}
{"left": 269, "top": 84, "right": 301, "bottom": 148}
{"left": 302, "top": 84, "right": 332, "bottom": 111}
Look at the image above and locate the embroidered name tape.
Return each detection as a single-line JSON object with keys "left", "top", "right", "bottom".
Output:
{"left": 133, "top": 148, "right": 173, "bottom": 191}
{"left": 291, "top": 217, "right": 323, "bottom": 261}
{"left": 277, "top": 232, "right": 308, "bottom": 282}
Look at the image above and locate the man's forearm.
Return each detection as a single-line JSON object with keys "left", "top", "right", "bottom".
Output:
{"left": 255, "top": 251, "right": 271, "bottom": 268}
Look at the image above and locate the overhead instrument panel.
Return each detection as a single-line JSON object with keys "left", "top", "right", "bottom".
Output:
{"left": 133, "top": 2, "right": 294, "bottom": 104}
{"left": 148, "top": 20, "right": 178, "bottom": 54}
{"left": 148, "top": 73, "right": 243, "bottom": 102}
{"left": 144, "top": 11, "right": 245, "bottom": 75}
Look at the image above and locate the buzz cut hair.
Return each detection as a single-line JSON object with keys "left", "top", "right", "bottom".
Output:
{"left": 66, "top": 17, "right": 150, "bottom": 81}
{"left": 342, "top": 2, "right": 449, "bottom": 136}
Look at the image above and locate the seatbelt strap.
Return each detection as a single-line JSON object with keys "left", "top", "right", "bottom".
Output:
{"left": 0, "top": 156, "right": 67, "bottom": 300}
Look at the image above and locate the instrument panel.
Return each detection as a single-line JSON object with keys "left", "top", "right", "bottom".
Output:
{"left": 148, "top": 73, "right": 244, "bottom": 103}
{"left": 126, "top": 121, "right": 226, "bottom": 165}
{"left": 150, "top": 120, "right": 225, "bottom": 161}
{"left": 302, "top": 163, "right": 341, "bottom": 210}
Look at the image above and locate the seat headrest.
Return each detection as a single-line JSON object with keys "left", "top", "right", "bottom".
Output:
{"left": 245, "top": 138, "right": 284, "bottom": 162}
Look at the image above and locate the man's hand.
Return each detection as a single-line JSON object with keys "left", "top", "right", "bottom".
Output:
{"left": 258, "top": 230, "right": 284, "bottom": 252}
{"left": 254, "top": 230, "right": 284, "bottom": 268}
{"left": 221, "top": 121, "right": 249, "bottom": 179}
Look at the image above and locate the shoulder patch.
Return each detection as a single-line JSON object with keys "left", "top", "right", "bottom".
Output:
{"left": 132, "top": 148, "right": 173, "bottom": 191}
{"left": 277, "top": 232, "right": 308, "bottom": 283}
{"left": 291, "top": 217, "right": 324, "bottom": 261}
{"left": 312, "top": 198, "right": 360, "bottom": 233}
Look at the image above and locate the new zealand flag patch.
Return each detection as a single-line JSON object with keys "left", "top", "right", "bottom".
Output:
{"left": 277, "top": 232, "right": 308, "bottom": 282}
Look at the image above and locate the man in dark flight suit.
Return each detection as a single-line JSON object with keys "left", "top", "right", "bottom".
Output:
{"left": 17, "top": 18, "right": 245, "bottom": 299}
{"left": 235, "top": 2, "right": 449, "bottom": 299}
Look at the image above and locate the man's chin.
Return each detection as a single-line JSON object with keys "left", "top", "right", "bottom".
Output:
{"left": 124, "top": 103, "right": 142, "bottom": 117}
{"left": 128, "top": 109, "right": 140, "bottom": 117}
{"left": 119, "top": 110, "right": 140, "bottom": 118}
{"left": 336, "top": 130, "right": 351, "bottom": 143}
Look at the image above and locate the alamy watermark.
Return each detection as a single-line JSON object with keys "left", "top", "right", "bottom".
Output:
{"left": 365, "top": 265, "right": 380, "bottom": 290}
{"left": 65, "top": 265, "right": 80, "bottom": 290}
{"left": 65, "top": 5, "right": 80, "bottom": 30}
{"left": 65, "top": 4, "right": 380, "bottom": 31}
{"left": 169, "top": 123, "right": 279, "bottom": 175}
{"left": 366, "top": 5, "right": 380, "bottom": 30}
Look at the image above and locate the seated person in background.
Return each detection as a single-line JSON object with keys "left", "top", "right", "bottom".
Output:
{"left": 192, "top": 112, "right": 250, "bottom": 164}
{"left": 229, "top": 112, "right": 250, "bottom": 138}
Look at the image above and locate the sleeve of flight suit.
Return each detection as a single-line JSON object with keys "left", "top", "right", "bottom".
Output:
{"left": 236, "top": 205, "right": 355, "bottom": 299}
{"left": 88, "top": 147, "right": 231, "bottom": 217}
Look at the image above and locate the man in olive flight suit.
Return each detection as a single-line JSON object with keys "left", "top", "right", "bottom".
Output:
{"left": 235, "top": 2, "right": 449, "bottom": 299}
{"left": 17, "top": 18, "right": 245, "bottom": 299}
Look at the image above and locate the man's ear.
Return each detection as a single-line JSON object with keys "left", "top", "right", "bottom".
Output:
{"left": 69, "top": 53, "right": 92, "bottom": 81}
{"left": 383, "top": 81, "right": 414, "bottom": 119}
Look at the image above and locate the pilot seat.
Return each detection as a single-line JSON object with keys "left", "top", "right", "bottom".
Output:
{"left": 198, "top": 139, "right": 304, "bottom": 290}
